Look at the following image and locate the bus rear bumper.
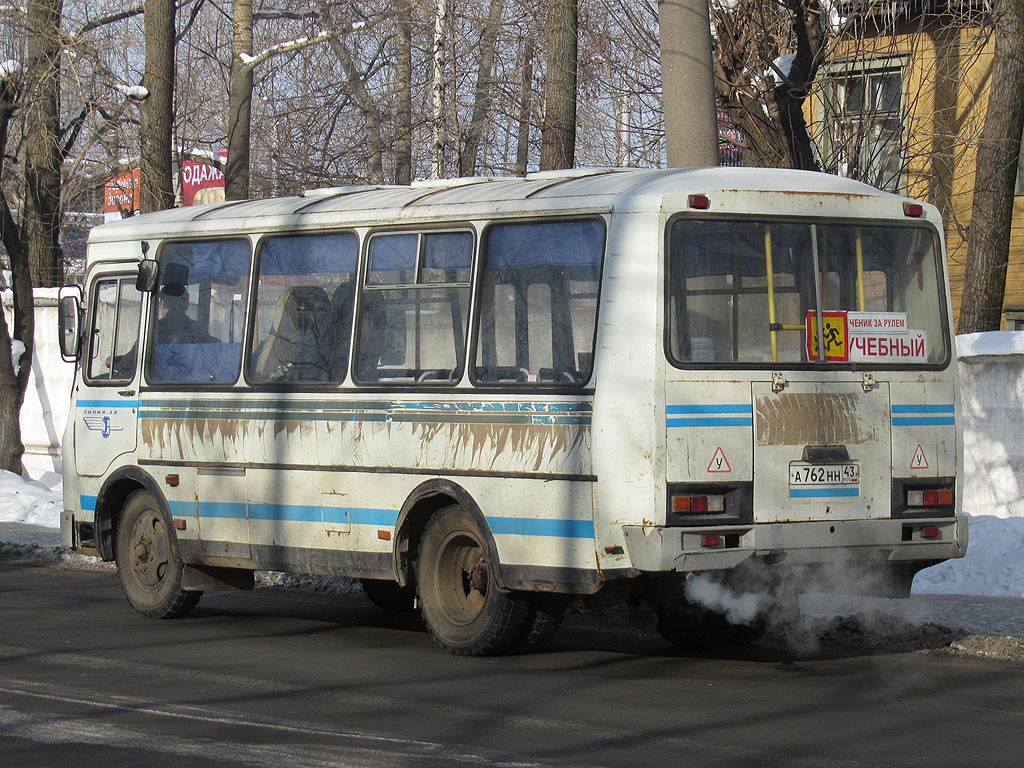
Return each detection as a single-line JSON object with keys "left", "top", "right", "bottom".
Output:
{"left": 621, "top": 515, "right": 968, "bottom": 575}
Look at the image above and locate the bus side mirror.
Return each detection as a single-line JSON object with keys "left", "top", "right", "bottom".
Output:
{"left": 58, "top": 293, "right": 82, "bottom": 361}
{"left": 136, "top": 259, "right": 159, "bottom": 292}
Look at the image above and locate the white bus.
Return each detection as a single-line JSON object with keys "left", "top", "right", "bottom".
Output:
{"left": 58, "top": 167, "right": 967, "bottom": 655}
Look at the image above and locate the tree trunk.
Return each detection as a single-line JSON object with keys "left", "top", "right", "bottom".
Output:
{"left": 431, "top": 0, "right": 449, "bottom": 178}
{"left": 514, "top": 40, "right": 534, "bottom": 176}
{"left": 317, "top": 0, "right": 385, "bottom": 184}
{"left": 24, "top": 0, "right": 64, "bottom": 286}
{"left": 139, "top": 0, "right": 176, "bottom": 212}
{"left": 0, "top": 73, "right": 35, "bottom": 474}
{"left": 539, "top": 0, "right": 577, "bottom": 171}
{"left": 226, "top": 0, "right": 254, "bottom": 200}
{"left": 957, "top": 0, "right": 1024, "bottom": 332}
{"left": 459, "top": 0, "right": 504, "bottom": 177}
{"left": 395, "top": 0, "right": 413, "bottom": 185}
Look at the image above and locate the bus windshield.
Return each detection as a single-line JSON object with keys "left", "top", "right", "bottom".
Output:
{"left": 667, "top": 217, "right": 949, "bottom": 368}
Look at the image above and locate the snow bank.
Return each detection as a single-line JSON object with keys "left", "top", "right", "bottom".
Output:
{"left": 0, "top": 469, "right": 61, "bottom": 527}
{"left": 914, "top": 515, "right": 1024, "bottom": 598}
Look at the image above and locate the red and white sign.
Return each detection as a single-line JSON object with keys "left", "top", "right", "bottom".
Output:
{"left": 849, "top": 328, "right": 927, "bottom": 363}
{"left": 707, "top": 447, "right": 732, "bottom": 473}
{"left": 181, "top": 159, "right": 225, "bottom": 206}
{"left": 911, "top": 444, "right": 929, "bottom": 470}
{"left": 847, "top": 311, "right": 908, "bottom": 335}
{"left": 103, "top": 169, "right": 140, "bottom": 222}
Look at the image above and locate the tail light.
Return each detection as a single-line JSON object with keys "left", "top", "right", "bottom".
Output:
{"left": 906, "top": 488, "right": 954, "bottom": 507}
{"left": 671, "top": 494, "right": 725, "bottom": 515}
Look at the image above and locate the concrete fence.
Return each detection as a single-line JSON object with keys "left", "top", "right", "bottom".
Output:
{"left": 7, "top": 292, "right": 1024, "bottom": 519}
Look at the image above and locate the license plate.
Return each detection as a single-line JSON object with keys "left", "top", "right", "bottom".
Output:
{"left": 789, "top": 462, "right": 860, "bottom": 486}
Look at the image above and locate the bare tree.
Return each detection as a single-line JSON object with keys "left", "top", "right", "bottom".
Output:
{"left": 514, "top": 39, "right": 534, "bottom": 175}
{"left": 1, "top": 48, "right": 38, "bottom": 474}
{"left": 225, "top": 1, "right": 332, "bottom": 200}
{"left": 140, "top": 0, "right": 176, "bottom": 211}
{"left": 459, "top": 0, "right": 504, "bottom": 176}
{"left": 957, "top": 0, "right": 1024, "bottom": 332}
{"left": 23, "top": 0, "right": 64, "bottom": 284}
{"left": 540, "top": 0, "right": 578, "bottom": 169}
{"left": 392, "top": 0, "right": 413, "bottom": 184}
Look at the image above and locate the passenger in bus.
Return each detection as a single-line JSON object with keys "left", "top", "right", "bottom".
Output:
{"left": 155, "top": 284, "right": 210, "bottom": 345}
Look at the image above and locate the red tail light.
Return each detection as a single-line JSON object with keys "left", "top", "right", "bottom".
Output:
{"left": 907, "top": 488, "right": 954, "bottom": 507}
{"left": 903, "top": 202, "right": 924, "bottom": 217}
{"left": 688, "top": 194, "right": 710, "bottom": 210}
{"left": 672, "top": 494, "right": 725, "bottom": 514}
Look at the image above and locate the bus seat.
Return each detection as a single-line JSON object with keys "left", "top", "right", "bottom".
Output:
{"left": 253, "top": 286, "right": 332, "bottom": 382}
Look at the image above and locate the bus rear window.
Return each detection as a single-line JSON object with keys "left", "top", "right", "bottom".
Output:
{"left": 666, "top": 218, "right": 948, "bottom": 367}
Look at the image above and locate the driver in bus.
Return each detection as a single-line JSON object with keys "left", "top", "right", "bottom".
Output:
{"left": 106, "top": 283, "right": 210, "bottom": 377}
{"left": 154, "top": 283, "right": 208, "bottom": 344}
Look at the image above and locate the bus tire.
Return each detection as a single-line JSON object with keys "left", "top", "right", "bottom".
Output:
{"left": 360, "top": 578, "right": 415, "bottom": 612}
{"left": 115, "top": 490, "right": 201, "bottom": 619}
{"left": 656, "top": 603, "right": 765, "bottom": 649}
{"left": 517, "top": 593, "right": 568, "bottom": 652}
{"left": 416, "top": 505, "right": 530, "bottom": 656}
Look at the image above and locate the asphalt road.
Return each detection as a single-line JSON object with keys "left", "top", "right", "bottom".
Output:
{"left": 2, "top": 563, "right": 1023, "bottom": 768}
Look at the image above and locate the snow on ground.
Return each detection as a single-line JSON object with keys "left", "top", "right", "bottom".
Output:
{"left": 2, "top": 468, "right": 1022, "bottom": 598}
{"left": 0, "top": 470, "right": 62, "bottom": 528}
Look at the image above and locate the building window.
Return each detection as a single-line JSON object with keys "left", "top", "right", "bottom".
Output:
{"left": 820, "top": 63, "right": 906, "bottom": 192}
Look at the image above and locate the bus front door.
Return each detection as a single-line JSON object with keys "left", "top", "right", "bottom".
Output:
{"left": 74, "top": 271, "right": 142, "bottom": 477}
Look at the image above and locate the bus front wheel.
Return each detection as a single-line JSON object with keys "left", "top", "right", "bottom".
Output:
{"left": 416, "top": 505, "right": 530, "bottom": 656}
{"left": 115, "top": 490, "right": 201, "bottom": 619}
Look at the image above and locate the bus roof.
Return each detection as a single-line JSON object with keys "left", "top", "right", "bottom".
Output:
{"left": 89, "top": 166, "right": 922, "bottom": 245}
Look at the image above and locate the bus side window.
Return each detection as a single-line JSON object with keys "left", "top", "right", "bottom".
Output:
{"left": 249, "top": 232, "right": 358, "bottom": 384}
{"left": 147, "top": 239, "right": 250, "bottom": 385}
{"left": 355, "top": 231, "right": 472, "bottom": 385}
{"left": 86, "top": 277, "right": 141, "bottom": 383}
{"left": 475, "top": 219, "right": 605, "bottom": 385}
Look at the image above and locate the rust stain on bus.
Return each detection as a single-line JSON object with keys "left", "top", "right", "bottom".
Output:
{"left": 410, "top": 422, "right": 590, "bottom": 472}
{"left": 756, "top": 393, "right": 878, "bottom": 445}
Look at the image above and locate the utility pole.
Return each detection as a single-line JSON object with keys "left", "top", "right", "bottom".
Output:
{"left": 658, "top": 0, "right": 719, "bottom": 168}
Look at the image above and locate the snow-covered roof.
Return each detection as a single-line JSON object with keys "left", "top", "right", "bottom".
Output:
{"left": 88, "top": 166, "right": 929, "bottom": 245}
{"left": 957, "top": 332, "right": 1024, "bottom": 362}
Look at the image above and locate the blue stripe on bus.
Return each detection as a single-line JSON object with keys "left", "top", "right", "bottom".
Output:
{"left": 167, "top": 500, "right": 194, "bottom": 517}
{"left": 789, "top": 487, "right": 861, "bottom": 498}
{"left": 75, "top": 496, "right": 588, "bottom": 539}
{"left": 666, "top": 404, "right": 752, "bottom": 414}
{"left": 198, "top": 502, "right": 248, "bottom": 519}
{"left": 891, "top": 404, "right": 955, "bottom": 427}
{"left": 326, "top": 508, "right": 401, "bottom": 527}
{"left": 667, "top": 404, "right": 753, "bottom": 428}
{"left": 892, "top": 416, "right": 956, "bottom": 426}
{"left": 891, "top": 404, "right": 955, "bottom": 414}
{"left": 77, "top": 399, "right": 138, "bottom": 409}
{"left": 487, "top": 516, "right": 594, "bottom": 539}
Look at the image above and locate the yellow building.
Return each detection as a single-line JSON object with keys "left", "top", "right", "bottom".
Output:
{"left": 806, "top": 9, "right": 1024, "bottom": 328}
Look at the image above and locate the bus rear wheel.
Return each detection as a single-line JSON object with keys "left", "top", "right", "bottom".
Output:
{"left": 416, "top": 505, "right": 530, "bottom": 656}
{"left": 115, "top": 490, "right": 201, "bottom": 619}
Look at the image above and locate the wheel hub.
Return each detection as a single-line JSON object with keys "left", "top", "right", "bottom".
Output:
{"left": 467, "top": 557, "right": 488, "bottom": 593}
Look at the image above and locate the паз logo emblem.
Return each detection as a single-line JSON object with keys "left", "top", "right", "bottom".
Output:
{"left": 83, "top": 415, "right": 124, "bottom": 439}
